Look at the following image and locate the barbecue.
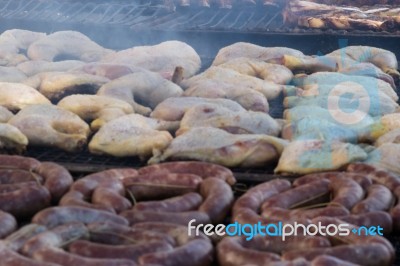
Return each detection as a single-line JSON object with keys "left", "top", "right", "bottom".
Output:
{"left": 0, "top": 0, "right": 399, "bottom": 265}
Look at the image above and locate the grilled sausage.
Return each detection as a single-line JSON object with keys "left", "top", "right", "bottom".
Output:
{"left": 0, "top": 185, "right": 51, "bottom": 218}
{"left": 282, "top": 244, "right": 392, "bottom": 266}
{"left": 261, "top": 206, "right": 349, "bottom": 221}
{"left": 91, "top": 183, "right": 132, "bottom": 213}
{"left": 352, "top": 184, "right": 394, "bottom": 214}
{"left": 199, "top": 177, "right": 234, "bottom": 224}
{"left": 0, "top": 182, "right": 38, "bottom": 193}
{"left": 120, "top": 210, "right": 211, "bottom": 226}
{"left": 134, "top": 192, "right": 203, "bottom": 212}
{"left": 124, "top": 173, "right": 203, "bottom": 201}
{"left": 34, "top": 162, "right": 73, "bottom": 203}
{"left": 337, "top": 211, "right": 393, "bottom": 234}
{"left": 0, "top": 155, "right": 40, "bottom": 171}
{"left": 32, "top": 247, "right": 137, "bottom": 266}
{"left": 32, "top": 206, "right": 129, "bottom": 228}
{"left": 87, "top": 222, "right": 175, "bottom": 246}
{"left": 138, "top": 161, "right": 236, "bottom": 185}
{"left": 293, "top": 172, "right": 372, "bottom": 190}
{"left": 311, "top": 255, "right": 359, "bottom": 266}
{"left": 0, "top": 242, "right": 58, "bottom": 266}
{"left": 0, "top": 211, "right": 17, "bottom": 239}
{"left": 69, "top": 239, "right": 173, "bottom": 261}
{"left": 3, "top": 224, "right": 47, "bottom": 252}
{"left": 0, "top": 169, "right": 43, "bottom": 184}
{"left": 139, "top": 238, "right": 213, "bottom": 266}
{"left": 261, "top": 179, "right": 330, "bottom": 210}
{"left": 328, "top": 178, "right": 364, "bottom": 210}
{"left": 217, "top": 236, "right": 281, "bottom": 266}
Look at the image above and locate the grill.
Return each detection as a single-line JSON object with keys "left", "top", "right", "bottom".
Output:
{"left": 1, "top": 1, "right": 400, "bottom": 264}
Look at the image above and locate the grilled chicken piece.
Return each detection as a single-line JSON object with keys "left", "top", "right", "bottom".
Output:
{"left": 0, "top": 82, "right": 51, "bottom": 111}
{"left": 8, "top": 104, "right": 90, "bottom": 152}
{"left": 0, "top": 66, "right": 27, "bottom": 82}
{"left": 57, "top": 95, "right": 134, "bottom": 131}
{"left": 17, "top": 60, "right": 85, "bottom": 76}
{"left": 27, "top": 31, "right": 113, "bottom": 62}
{"left": 366, "top": 143, "right": 400, "bottom": 175}
{"left": 0, "top": 29, "right": 46, "bottom": 66}
{"left": 89, "top": 114, "right": 176, "bottom": 158}
{"left": 375, "top": 129, "right": 400, "bottom": 147}
{"left": 149, "top": 126, "right": 287, "bottom": 167}
{"left": 151, "top": 97, "right": 246, "bottom": 121}
{"left": 275, "top": 139, "right": 368, "bottom": 174}
{"left": 304, "top": 0, "right": 400, "bottom": 5}
{"left": 212, "top": 42, "right": 304, "bottom": 66}
{"left": 284, "top": 94, "right": 398, "bottom": 117}
{"left": 97, "top": 71, "right": 183, "bottom": 116}
{"left": 218, "top": 57, "right": 294, "bottom": 85}
{"left": 282, "top": 55, "right": 396, "bottom": 87}
{"left": 370, "top": 113, "right": 400, "bottom": 140}
{"left": 182, "top": 66, "right": 283, "bottom": 100}
{"left": 328, "top": 46, "right": 399, "bottom": 79}
{"left": 23, "top": 72, "right": 110, "bottom": 102}
{"left": 0, "top": 106, "right": 13, "bottom": 123}
{"left": 183, "top": 79, "right": 269, "bottom": 112}
{"left": 72, "top": 63, "right": 145, "bottom": 80}
{"left": 0, "top": 124, "right": 28, "bottom": 153}
{"left": 177, "top": 104, "right": 281, "bottom": 136}
{"left": 292, "top": 72, "right": 398, "bottom": 101}
{"left": 102, "top": 41, "right": 201, "bottom": 79}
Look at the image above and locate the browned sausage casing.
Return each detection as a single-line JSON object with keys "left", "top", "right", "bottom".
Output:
{"left": 351, "top": 184, "right": 394, "bottom": 214}
{"left": 0, "top": 211, "right": 17, "bottom": 239}
{"left": 134, "top": 192, "right": 203, "bottom": 212}
{"left": 138, "top": 161, "right": 236, "bottom": 185}
{"left": 4, "top": 224, "right": 47, "bottom": 252}
{"left": 0, "top": 155, "right": 40, "bottom": 171}
{"left": 328, "top": 178, "right": 364, "bottom": 210}
{"left": 120, "top": 210, "right": 211, "bottom": 226}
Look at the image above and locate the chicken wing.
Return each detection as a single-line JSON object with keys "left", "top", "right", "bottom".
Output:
{"left": 0, "top": 106, "right": 13, "bottom": 123}
{"left": 89, "top": 114, "right": 176, "bottom": 158}
{"left": 366, "top": 143, "right": 400, "bottom": 175}
{"left": 8, "top": 104, "right": 90, "bottom": 152}
{"left": 97, "top": 71, "right": 183, "bottom": 116}
{"left": 149, "top": 126, "right": 287, "bottom": 167}
{"left": 0, "top": 82, "right": 51, "bottom": 111}
{"left": 0, "top": 66, "right": 26, "bottom": 82}
{"left": 101, "top": 41, "right": 201, "bottom": 79}
{"left": 150, "top": 97, "right": 245, "bottom": 121}
{"left": 275, "top": 139, "right": 368, "bottom": 174}
{"left": 375, "top": 129, "right": 400, "bottom": 147}
{"left": 177, "top": 104, "right": 281, "bottom": 136}
{"left": 57, "top": 94, "right": 134, "bottom": 131}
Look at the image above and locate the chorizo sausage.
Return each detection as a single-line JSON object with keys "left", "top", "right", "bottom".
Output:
{"left": 91, "top": 183, "right": 132, "bottom": 213}
{"left": 138, "top": 161, "right": 236, "bottom": 185}
{"left": 69, "top": 239, "right": 173, "bottom": 261}
{"left": 32, "top": 206, "right": 129, "bottom": 228}
{"left": 337, "top": 211, "right": 393, "bottom": 234}
{"left": 0, "top": 182, "right": 38, "bottom": 193}
{"left": 0, "top": 211, "right": 17, "bottom": 239}
{"left": 311, "top": 255, "right": 359, "bottom": 266}
{"left": 0, "top": 155, "right": 40, "bottom": 171}
{"left": 0, "top": 186, "right": 51, "bottom": 218}
{"left": 134, "top": 192, "right": 203, "bottom": 212}
{"left": 328, "top": 178, "right": 364, "bottom": 210}
{"left": 293, "top": 172, "right": 372, "bottom": 190}
{"left": 87, "top": 222, "right": 175, "bottom": 246}
{"left": 352, "top": 184, "right": 394, "bottom": 214}
{"left": 3, "top": 224, "right": 47, "bottom": 252}
{"left": 199, "top": 178, "right": 234, "bottom": 224}
{"left": 0, "top": 169, "right": 43, "bottom": 184}
{"left": 120, "top": 210, "right": 211, "bottom": 226}
{"left": 139, "top": 238, "right": 213, "bottom": 266}
{"left": 124, "top": 173, "right": 203, "bottom": 201}
{"left": 34, "top": 162, "right": 73, "bottom": 203}
{"left": 0, "top": 242, "right": 57, "bottom": 266}
{"left": 261, "top": 206, "right": 349, "bottom": 221}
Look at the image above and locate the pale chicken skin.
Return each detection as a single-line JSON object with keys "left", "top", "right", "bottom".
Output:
{"left": 0, "top": 82, "right": 51, "bottom": 111}
{"left": 375, "top": 129, "right": 400, "bottom": 147}
{"left": 217, "top": 57, "right": 294, "bottom": 85}
{"left": 0, "top": 106, "right": 14, "bottom": 123}
{"left": 177, "top": 104, "right": 281, "bottom": 136}
{"left": 275, "top": 139, "right": 368, "bottom": 175}
{"left": 149, "top": 126, "right": 288, "bottom": 167}
{"left": 27, "top": 30, "right": 114, "bottom": 62}
{"left": 0, "top": 66, "right": 27, "bottom": 82}
{"left": 182, "top": 66, "right": 284, "bottom": 100}
{"left": 8, "top": 104, "right": 90, "bottom": 152}
{"left": 24, "top": 72, "right": 110, "bottom": 102}
{"left": 150, "top": 97, "right": 245, "bottom": 121}
{"left": 366, "top": 143, "right": 400, "bottom": 175}
{"left": 0, "top": 123, "right": 28, "bottom": 153}
{"left": 97, "top": 71, "right": 183, "bottom": 116}
{"left": 17, "top": 60, "right": 85, "bottom": 76}
{"left": 101, "top": 41, "right": 201, "bottom": 79}
{"left": 0, "top": 29, "right": 46, "bottom": 66}
{"left": 57, "top": 94, "right": 134, "bottom": 131}
{"left": 89, "top": 114, "right": 176, "bottom": 158}
{"left": 212, "top": 42, "right": 304, "bottom": 66}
